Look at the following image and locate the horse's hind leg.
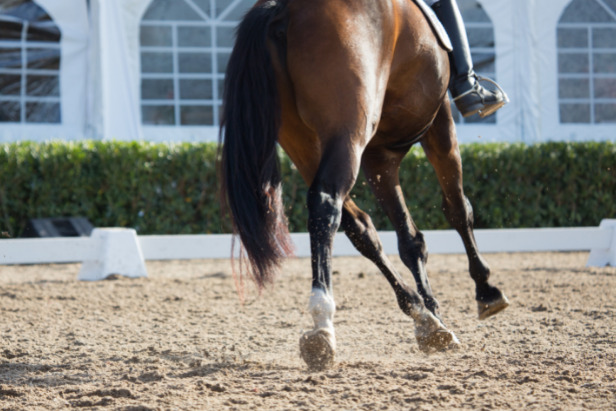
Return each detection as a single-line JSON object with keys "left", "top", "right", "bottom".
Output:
{"left": 342, "top": 197, "right": 459, "bottom": 354}
{"left": 421, "top": 102, "right": 509, "bottom": 320}
{"left": 296, "top": 139, "right": 364, "bottom": 370}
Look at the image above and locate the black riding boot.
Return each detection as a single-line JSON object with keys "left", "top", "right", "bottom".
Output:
{"left": 432, "top": 0, "right": 508, "bottom": 118}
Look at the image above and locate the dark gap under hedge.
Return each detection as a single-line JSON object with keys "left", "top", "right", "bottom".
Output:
{"left": 0, "top": 141, "right": 614, "bottom": 238}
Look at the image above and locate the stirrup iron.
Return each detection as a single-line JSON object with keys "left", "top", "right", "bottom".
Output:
{"left": 453, "top": 75, "right": 510, "bottom": 118}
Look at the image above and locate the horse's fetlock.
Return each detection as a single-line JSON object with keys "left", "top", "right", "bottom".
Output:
{"left": 476, "top": 284, "right": 503, "bottom": 303}
{"left": 423, "top": 295, "right": 441, "bottom": 316}
{"left": 470, "top": 259, "right": 491, "bottom": 285}
{"left": 396, "top": 288, "right": 423, "bottom": 318}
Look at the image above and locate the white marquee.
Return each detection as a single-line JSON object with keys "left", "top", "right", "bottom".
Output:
{"left": 0, "top": 0, "right": 615, "bottom": 144}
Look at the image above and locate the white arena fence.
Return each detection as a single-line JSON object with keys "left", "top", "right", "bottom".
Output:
{"left": 0, "top": 220, "right": 614, "bottom": 281}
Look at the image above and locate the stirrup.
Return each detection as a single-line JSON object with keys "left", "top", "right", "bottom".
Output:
{"left": 453, "top": 75, "right": 509, "bottom": 118}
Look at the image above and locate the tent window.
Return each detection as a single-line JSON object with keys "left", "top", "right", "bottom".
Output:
{"left": 449, "top": 0, "right": 498, "bottom": 125}
{"left": 140, "top": 0, "right": 253, "bottom": 127}
{"left": 557, "top": 0, "right": 616, "bottom": 124}
{"left": 0, "top": 1, "right": 62, "bottom": 124}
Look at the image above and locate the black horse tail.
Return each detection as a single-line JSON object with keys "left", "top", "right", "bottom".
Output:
{"left": 220, "top": 0, "right": 292, "bottom": 290}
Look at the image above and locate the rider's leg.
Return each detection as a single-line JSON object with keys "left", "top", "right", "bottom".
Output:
{"left": 430, "top": 0, "right": 509, "bottom": 118}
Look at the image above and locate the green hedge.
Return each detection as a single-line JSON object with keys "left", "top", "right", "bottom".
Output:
{"left": 0, "top": 141, "right": 226, "bottom": 237}
{"left": 0, "top": 141, "right": 614, "bottom": 238}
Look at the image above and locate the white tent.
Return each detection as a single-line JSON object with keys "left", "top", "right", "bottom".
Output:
{"left": 0, "top": 0, "right": 89, "bottom": 141}
{"left": 0, "top": 0, "right": 615, "bottom": 144}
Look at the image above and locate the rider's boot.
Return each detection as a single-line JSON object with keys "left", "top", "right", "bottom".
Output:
{"left": 432, "top": 0, "right": 509, "bottom": 118}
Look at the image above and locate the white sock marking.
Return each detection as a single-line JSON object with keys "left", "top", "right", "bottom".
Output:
{"left": 309, "top": 288, "right": 336, "bottom": 334}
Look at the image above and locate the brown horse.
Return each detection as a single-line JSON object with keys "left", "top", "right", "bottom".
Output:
{"left": 220, "top": 0, "right": 509, "bottom": 370}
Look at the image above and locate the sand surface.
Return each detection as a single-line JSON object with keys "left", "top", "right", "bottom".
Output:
{"left": 1, "top": 252, "right": 615, "bottom": 410}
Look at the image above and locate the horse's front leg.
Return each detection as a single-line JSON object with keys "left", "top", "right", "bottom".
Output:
{"left": 363, "top": 148, "right": 443, "bottom": 319}
{"left": 422, "top": 103, "right": 509, "bottom": 320}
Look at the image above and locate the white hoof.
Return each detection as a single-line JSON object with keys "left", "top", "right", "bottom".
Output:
{"left": 415, "top": 313, "right": 460, "bottom": 354}
{"left": 299, "top": 329, "right": 335, "bottom": 370}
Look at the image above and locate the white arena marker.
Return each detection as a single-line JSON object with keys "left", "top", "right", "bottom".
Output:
{"left": 587, "top": 219, "right": 616, "bottom": 267}
{"left": 78, "top": 228, "right": 148, "bottom": 281}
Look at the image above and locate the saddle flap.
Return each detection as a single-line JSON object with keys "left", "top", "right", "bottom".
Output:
{"left": 413, "top": 0, "right": 453, "bottom": 52}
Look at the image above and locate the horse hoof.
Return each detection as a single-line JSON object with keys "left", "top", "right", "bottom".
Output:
{"left": 415, "top": 314, "right": 460, "bottom": 354}
{"left": 300, "top": 329, "right": 335, "bottom": 371}
{"left": 478, "top": 294, "right": 510, "bottom": 320}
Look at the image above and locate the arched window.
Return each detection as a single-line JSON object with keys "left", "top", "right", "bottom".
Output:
{"left": 139, "top": 0, "right": 253, "bottom": 127}
{"left": 0, "top": 1, "right": 62, "bottom": 124}
{"left": 557, "top": 0, "right": 616, "bottom": 124}
{"left": 452, "top": 0, "right": 497, "bottom": 124}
